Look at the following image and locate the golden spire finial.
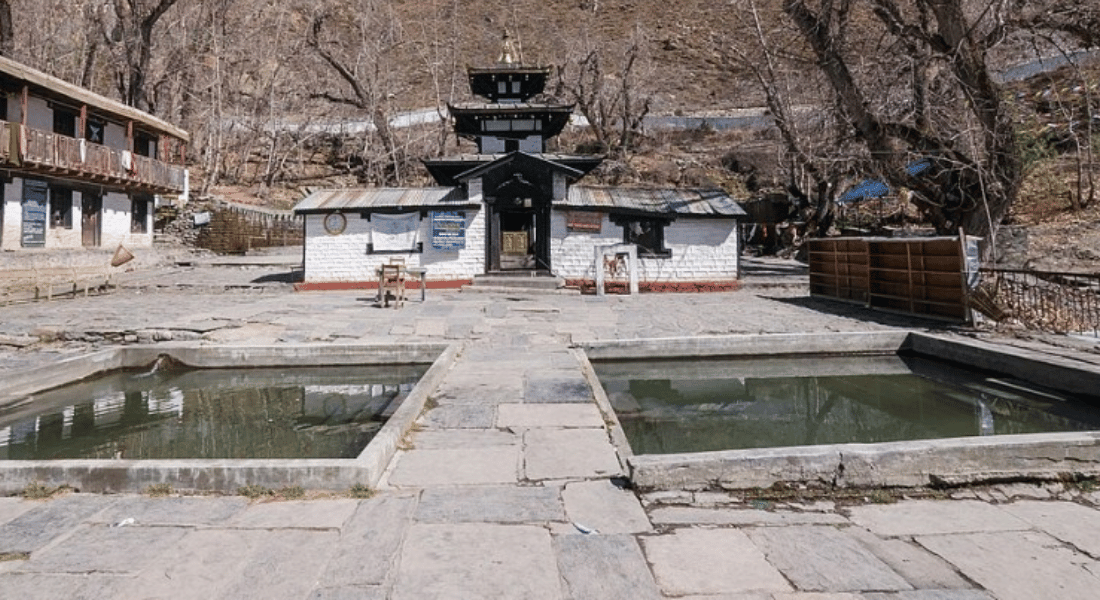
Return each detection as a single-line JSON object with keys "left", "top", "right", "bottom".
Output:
{"left": 498, "top": 30, "right": 521, "bottom": 65}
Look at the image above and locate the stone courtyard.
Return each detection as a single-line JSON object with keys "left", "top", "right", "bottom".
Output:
{"left": 2, "top": 250, "right": 1100, "bottom": 599}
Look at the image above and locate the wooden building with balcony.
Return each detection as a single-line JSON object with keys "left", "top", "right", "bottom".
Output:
{"left": 0, "top": 55, "right": 189, "bottom": 251}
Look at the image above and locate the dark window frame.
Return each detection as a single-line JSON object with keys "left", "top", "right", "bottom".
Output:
{"left": 131, "top": 196, "right": 151, "bottom": 233}
{"left": 611, "top": 214, "right": 673, "bottom": 259}
{"left": 50, "top": 186, "right": 73, "bottom": 229}
{"left": 85, "top": 118, "right": 106, "bottom": 144}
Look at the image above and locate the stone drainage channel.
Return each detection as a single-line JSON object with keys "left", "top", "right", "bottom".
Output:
{"left": 3, "top": 331, "right": 1100, "bottom": 495}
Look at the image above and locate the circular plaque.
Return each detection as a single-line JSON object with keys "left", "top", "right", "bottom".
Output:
{"left": 323, "top": 212, "right": 347, "bottom": 235}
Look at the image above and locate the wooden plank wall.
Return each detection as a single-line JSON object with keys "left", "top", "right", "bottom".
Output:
{"left": 808, "top": 237, "right": 968, "bottom": 322}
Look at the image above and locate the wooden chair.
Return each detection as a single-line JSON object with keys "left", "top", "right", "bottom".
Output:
{"left": 379, "top": 263, "right": 406, "bottom": 308}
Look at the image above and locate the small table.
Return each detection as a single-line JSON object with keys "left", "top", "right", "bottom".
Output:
{"left": 406, "top": 267, "right": 428, "bottom": 301}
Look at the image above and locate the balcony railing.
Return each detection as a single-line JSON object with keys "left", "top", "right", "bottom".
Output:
{"left": 0, "top": 120, "right": 186, "bottom": 195}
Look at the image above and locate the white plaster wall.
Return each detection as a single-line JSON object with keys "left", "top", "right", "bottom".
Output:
{"left": 551, "top": 211, "right": 740, "bottom": 282}
{"left": 304, "top": 208, "right": 485, "bottom": 284}
{"left": 550, "top": 212, "right": 622, "bottom": 281}
{"left": 0, "top": 179, "right": 21, "bottom": 251}
{"left": 98, "top": 192, "right": 151, "bottom": 248}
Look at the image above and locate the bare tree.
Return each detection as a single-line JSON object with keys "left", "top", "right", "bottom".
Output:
{"left": 304, "top": 1, "right": 411, "bottom": 185}
{"left": 0, "top": 0, "right": 12, "bottom": 56}
{"left": 92, "top": 0, "right": 182, "bottom": 111}
{"left": 558, "top": 29, "right": 653, "bottom": 160}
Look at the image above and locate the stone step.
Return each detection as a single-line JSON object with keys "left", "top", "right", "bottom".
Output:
{"left": 468, "top": 274, "right": 566, "bottom": 290}
{"left": 460, "top": 284, "right": 581, "bottom": 296}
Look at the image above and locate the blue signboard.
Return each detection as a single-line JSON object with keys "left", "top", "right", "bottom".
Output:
{"left": 432, "top": 211, "right": 466, "bottom": 250}
{"left": 21, "top": 180, "right": 48, "bottom": 247}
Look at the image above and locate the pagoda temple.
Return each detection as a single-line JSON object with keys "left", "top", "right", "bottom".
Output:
{"left": 294, "top": 33, "right": 746, "bottom": 292}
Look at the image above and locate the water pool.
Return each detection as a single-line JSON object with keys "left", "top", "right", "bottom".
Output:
{"left": 0, "top": 364, "right": 427, "bottom": 460}
{"left": 594, "top": 354, "right": 1100, "bottom": 455}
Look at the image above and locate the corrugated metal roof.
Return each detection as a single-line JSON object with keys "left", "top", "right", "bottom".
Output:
{"left": 293, "top": 187, "right": 472, "bottom": 213}
{"left": 561, "top": 186, "right": 747, "bottom": 218}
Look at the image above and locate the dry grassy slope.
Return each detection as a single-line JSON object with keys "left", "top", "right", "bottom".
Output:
{"left": 387, "top": 0, "right": 756, "bottom": 111}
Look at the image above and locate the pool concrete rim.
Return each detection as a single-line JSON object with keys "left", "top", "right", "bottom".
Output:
{"left": 578, "top": 331, "right": 1100, "bottom": 492}
{"left": 0, "top": 342, "right": 458, "bottom": 495}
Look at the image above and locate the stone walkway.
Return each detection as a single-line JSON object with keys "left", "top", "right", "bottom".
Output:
{"left": 3, "top": 253, "right": 1100, "bottom": 598}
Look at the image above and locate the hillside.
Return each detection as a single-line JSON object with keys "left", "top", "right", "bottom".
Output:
{"left": 4, "top": 0, "right": 1094, "bottom": 269}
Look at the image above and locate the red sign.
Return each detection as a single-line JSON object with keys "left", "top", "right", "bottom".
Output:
{"left": 567, "top": 211, "right": 602, "bottom": 233}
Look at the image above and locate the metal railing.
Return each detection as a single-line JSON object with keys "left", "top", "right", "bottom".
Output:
{"left": 0, "top": 121, "right": 186, "bottom": 195}
{"left": 972, "top": 268, "right": 1100, "bottom": 336}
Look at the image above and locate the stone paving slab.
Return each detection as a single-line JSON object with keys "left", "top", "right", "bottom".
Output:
{"left": 649, "top": 507, "right": 848, "bottom": 527}
{"left": 107, "top": 528, "right": 264, "bottom": 599}
{"left": 17, "top": 524, "right": 190, "bottom": 574}
{"left": 561, "top": 479, "right": 650, "bottom": 534}
{"left": 847, "top": 500, "right": 1031, "bottom": 536}
{"left": 416, "top": 485, "right": 564, "bottom": 524}
{"left": 863, "top": 592, "right": 995, "bottom": 600}
{"left": 433, "top": 385, "right": 522, "bottom": 405}
{"left": 497, "top": 403, "right": 605, "bottom": 428}
{"left": 1000, "top": 500, "right": 1100, "bottom": 558}
{"left": 916, "top": 530, "right": 1100, "bottom": 600}
{"left": 413, "top": 319, "right": 448, "bottom": 337}
{"left": 408, "top": 429, "right": 518, "bottom": 449}
{"left": 317, "top": 494, "right": 417, "bottom": 588}
{"left": 0, "top": 572, "right": 123, "bottom": 600}
{"left": 0, "top": 498, "right": 36, "bottom": 526}
{"left": 554, "top": 534, "right": 661, "bottom": 600}
{"left": 226, "top": 499, "right": 359, "bottom": 530}
{"left": 643, "top": 528, "right": 792, "bottom": 596}
{"left": 387, "top": 446, "right": 519, "bottom": 486}
{"left": 0, "top": 495, "right": 116, "bottom": 554}
{"left": 309, "top": 584, "right": 388, "bottom": 600}
{"left": 392, "top": 523, "right": 563, "bottom": 600}
{"left": 524, "top": 375, "right": 592, "bottom": 404}
{"left": 747, "top": 525, "right": 912, "bottom": 593}
{"left": 88, "top": 495, "right": 249, "bottom": 527}
{"left": 420, "top": 404, "right": 497, "bottom": 428}
{"left": 846, "top": 527, "right": 974, "bottom": 590}
{"left": 218, "top": 529, "right": 339, "bottom": 600}
{"left": 523, "top": 428, "right": 623, "bottom": 480}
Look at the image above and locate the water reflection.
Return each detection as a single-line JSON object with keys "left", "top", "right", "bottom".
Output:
{"left": 0, "top": 365, "right": 427, "bottom": 460}
{"left": 594, "top": 355, "right": 1100, "bottom": 455}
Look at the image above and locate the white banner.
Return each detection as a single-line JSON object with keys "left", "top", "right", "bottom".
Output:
{"left": 371, "top": 212, "right": 419, "bottom": 251}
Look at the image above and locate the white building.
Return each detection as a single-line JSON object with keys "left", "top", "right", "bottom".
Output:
{"left": 294, "top": 35, "right": 745, "bottom": 293}
{"left": 294, "top": 153, "right": 745, "bottom": 293}
{"left": 0, "top": 56, "right": 188, "bottom": 252}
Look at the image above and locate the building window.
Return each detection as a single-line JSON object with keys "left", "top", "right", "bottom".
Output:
{"left": 53, "top": 108, "right": 77, "bottom": 137}
{"left": 50, "top": 187, "right": 73, "bottom": 229}
{"left": 134, "top": 132, "right": 156, "bottom": 158}
{"left": 85, "top": 119, "right": 105, "bottom": 144}
{"left": 131, "top": 197, "right": 150, "bottom": 233}
{"left": 614, "top": 216, "right": 672, "bottom": 258}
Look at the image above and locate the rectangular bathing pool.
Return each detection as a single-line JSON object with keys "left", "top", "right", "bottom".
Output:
{"left": 593, "top": 354, "right": 1100, "bottom": 456}
{"left": 0, "top": 364, "right": 428, "bottom": 460}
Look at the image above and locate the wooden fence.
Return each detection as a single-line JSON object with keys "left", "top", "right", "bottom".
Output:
{"left": 808, "top": 236, "right": 974, "bottom": 322}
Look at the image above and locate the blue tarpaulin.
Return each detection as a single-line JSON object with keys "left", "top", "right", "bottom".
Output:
{"left": 838, "top": 160, "right": 931, "bottom": 204}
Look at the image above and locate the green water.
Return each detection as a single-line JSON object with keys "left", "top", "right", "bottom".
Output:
{"left": 594, "top": 355, "right": 1100, "bottom": 455}
{"left": 0, "top": 365, "right": 427, "bottom": 460}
